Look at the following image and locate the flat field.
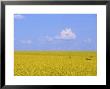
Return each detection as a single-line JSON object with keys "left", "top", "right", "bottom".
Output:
{"left": 14, "top": 51, "right": 96, "bottom": 76}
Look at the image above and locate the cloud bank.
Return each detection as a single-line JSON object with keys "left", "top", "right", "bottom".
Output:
{"left": 14, "top": 14, "right": 24, "bottom": 20}
{"left": 20, "top": 40, "right": 32, "bottom": 44}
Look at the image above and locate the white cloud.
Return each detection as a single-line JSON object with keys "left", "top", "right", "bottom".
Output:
{"left": 27, "top": 40, "right": 32, "bottom": 44}
{"left": 46, "top": 36, "right": 53, "bottom": 42}
{"left": 14, "top": 14, "right": 24, "bottom": 19}
{"left": 55, "top": 28, "right": 76, "bottom": 40}
{"left": 84, "top": 38, "right": 92, "bottom": 43}
{"left": 43, "top": 28, "right": 76, "bottom": 42}
{"left": 20, "top": 40, "right": 32, "bottom": 44}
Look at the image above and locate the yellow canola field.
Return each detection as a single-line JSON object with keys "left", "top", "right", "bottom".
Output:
{"left": 14, "top": 51, "right": 96, "bottom": 76}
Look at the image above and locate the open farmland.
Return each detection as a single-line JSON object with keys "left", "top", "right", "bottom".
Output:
{"left": 14, "top": 51, "right": 97, "bottom": 76}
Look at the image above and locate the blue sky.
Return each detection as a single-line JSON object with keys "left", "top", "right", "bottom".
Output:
{"left": 14, "top": 14, "right": 97, "bottom": 51}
